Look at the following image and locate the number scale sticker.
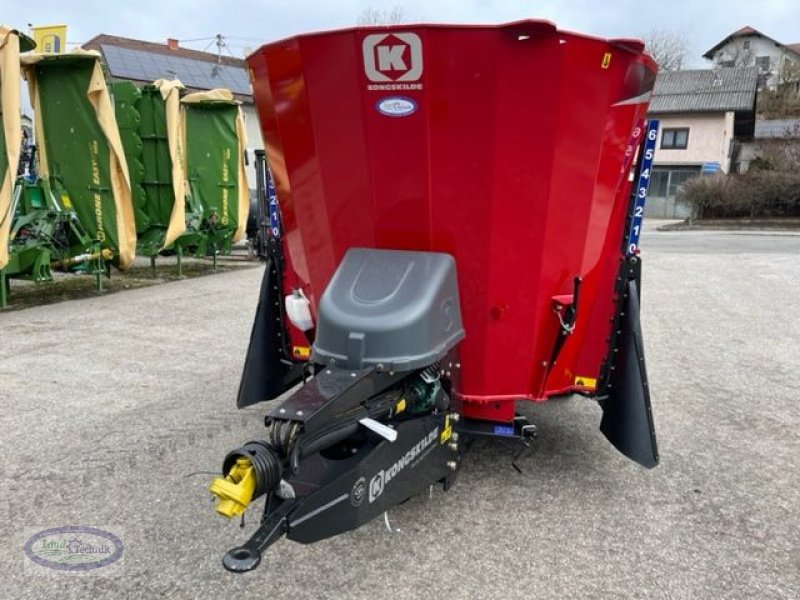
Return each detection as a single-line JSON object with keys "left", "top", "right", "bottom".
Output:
{"left": 266, "top": 165, "right": 281, "bottom": 240}
{"left": 626, "top": 120, "right": 659, "bottom": 256}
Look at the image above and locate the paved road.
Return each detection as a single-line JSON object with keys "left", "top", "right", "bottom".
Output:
{"left": 2, "top": 228, "right": 798, "bottom": 599}
{"left": 645, "top": 228, "right": 800, "bottom": 254}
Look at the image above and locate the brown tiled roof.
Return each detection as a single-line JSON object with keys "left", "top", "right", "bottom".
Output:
{"left": 82, "top": 34, "right": 244, "bottom": 68}
{"left": 703, "top": 27, "right": 800, "bottom": 60}
{"left": 732, "top": 26, "right": 758, "bottom": 36}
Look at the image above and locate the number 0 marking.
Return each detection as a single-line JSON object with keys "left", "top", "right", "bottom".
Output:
{"left": 601, "top": 52, "right": 612, "bottom": 69}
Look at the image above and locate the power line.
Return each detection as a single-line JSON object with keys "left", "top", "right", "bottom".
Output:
{"left": 180, "top": 35, "right": 264, "bottom": 43}
{"left": 198, "top": 34, "right": 238, "bottom": 63}
{"left": 222, "top": 36, "right": 265, "bottom": 42}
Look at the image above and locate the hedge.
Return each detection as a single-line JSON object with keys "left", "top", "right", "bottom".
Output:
{"left": 678, "top": 171, "right": 800, "bottom": 219}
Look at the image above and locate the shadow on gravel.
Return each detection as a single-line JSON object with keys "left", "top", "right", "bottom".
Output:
{"left": 2, "top": 254, "right": 262, "bottom": 312}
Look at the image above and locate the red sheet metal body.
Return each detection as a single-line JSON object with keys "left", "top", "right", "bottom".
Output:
{"left": 247, "top": 21, "right": 656, "bottom": 422}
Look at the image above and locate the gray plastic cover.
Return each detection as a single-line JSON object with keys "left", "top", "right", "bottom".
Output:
{"left": 313, "top": 248, "right": 465, "bottom": 371}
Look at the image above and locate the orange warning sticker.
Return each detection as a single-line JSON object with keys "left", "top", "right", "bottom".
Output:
{"left": 574, "top": 375, "right": 598, "bottom": 389}
{"left": 292, "top": 346, "right": 311, "bottom": 359}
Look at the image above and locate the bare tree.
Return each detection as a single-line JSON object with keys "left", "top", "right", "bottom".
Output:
{"left": 357, "top": 6, "right": 408, "bottom": 25}
{"left": 641, "top": 29, "right": 690, "bottom": 71}
{"left": 776, "top": 57, "right": 800, "bottom": 88}
{"left": 718, "top": 38, "right": 755, "bottom": 68}
{"left": 758, "top": 59, "right": 800, "bottom": 117}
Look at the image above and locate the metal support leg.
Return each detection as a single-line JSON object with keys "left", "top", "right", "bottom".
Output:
{"left": 213, "top": 244, "right": 218, "bottom": 271}
{"left": 95, "top": 257, "right": 103, "bottom": 292}
{"left": 150, "top": 255, "right": 156, "bottom": 276}
{"left": 0, "top": 268, "right": 7, "bottom": 309}
{"left": 85, "top": 242, "right": 105, "bottom": 292}
{"left": 176, "top": 244, "right": 183, "bottom": 278}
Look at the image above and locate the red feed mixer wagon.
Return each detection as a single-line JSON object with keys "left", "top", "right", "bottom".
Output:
{"left": 208, "top": 20, "right": 660, "bottom": 572}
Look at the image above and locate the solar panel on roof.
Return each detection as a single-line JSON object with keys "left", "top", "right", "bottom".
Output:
{"left": 100, "top": 44, "right": 251, "bottom": 96}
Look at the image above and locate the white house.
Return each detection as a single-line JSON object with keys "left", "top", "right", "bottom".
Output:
{"left": 646, "top": 67, "right": 758, "bottom": 218}
{"left": 703, "top": 26, "right": 800, "bottom": 90}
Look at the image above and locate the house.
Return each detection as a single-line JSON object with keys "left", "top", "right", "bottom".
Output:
{"left": 736, "top": 118, "right": 800, "bottom": 172}
{"left": 753, "top": 118, "right": 800, "bottom": 138}
{"left": 82, "top": 34, "right": 264, "bottom": 188}
{"left": 703, "top": 26, "right": 800, "bottom": 90}
{"left": 646, "top": 67, "right": 758, "bottom": 218}
{"left": 20, "top": 113, "right": 33, "bottom": 138}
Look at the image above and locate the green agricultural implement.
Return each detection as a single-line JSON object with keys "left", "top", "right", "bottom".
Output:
{"left": 0, "top": 26, "right": 33, "bottom": 307}
{"left": 110, "top": 79, "right": 188, "bottom": 262}
{"left": 2, "top": 34, "right": 250, "bottom": 306}
{"left": 110, "top": 81, "right": 249, "bottom": 275}
{"left": 2, "top": 44, "right": 138, "bottom": 307}
{"left": 0, "top": 26, "right": 67, "bottom": 307}
{"left": 2, "top": 44, "right": 136, "bottom": 307}
{"left": 180, "top": 89, "right": 249, "bottom": 264}
{"left": 9, "top": 177, "right": 111, "bottom": 282}
{"left": 21, "top": 49, "right": 136, "bottom": 268}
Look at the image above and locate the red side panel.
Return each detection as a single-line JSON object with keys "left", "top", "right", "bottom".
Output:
{"left": 247, "top": 21, "right": 657, "bottom": 421}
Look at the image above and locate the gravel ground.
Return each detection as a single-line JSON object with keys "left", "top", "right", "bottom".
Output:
{"left": 2, "top": 226, "right": 799, "bottom": 599}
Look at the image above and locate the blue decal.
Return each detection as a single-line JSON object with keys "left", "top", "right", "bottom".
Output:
{"left": 265, "top": 164, "right": 281, "bottom": 240}
{"left": 493, "top": 425, "right": 515, "bottom": 436}
{"left": 626, "top": 119, "right": 659, "bottom": 256}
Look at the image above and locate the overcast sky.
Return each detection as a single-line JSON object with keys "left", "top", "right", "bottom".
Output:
{"left": 5, "top": 0, "right": 800, "bottom": 67}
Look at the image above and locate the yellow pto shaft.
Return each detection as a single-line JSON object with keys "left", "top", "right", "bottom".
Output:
{"left": 208, "top": 458, "right": 257, "bottom": 518}
{"left": 50, "top": 248, "right": 114, "bottom": 269}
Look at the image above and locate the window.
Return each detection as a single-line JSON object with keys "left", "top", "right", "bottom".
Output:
{"left": 650, "top": 170, "right": 669, "bottom": 197}
{"left": 667, "top": 170, "right": 696, "bottom": 197}
{"left": 650, "top": 167, "right": 701, "bottom": 198}
{"left": 743, "top": 40, "right": 751, "bottom": 50}
{"left": 756, "top": 56, "right": 771, "bottom": 72}
{"left": 661, "top": 128, "right": 689, "bottom": 150}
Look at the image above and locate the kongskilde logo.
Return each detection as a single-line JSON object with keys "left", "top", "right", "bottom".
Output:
{"left": 362, "top": 32, "right": 423, "bottom": 90}
{"left": 368, "top": 427, "right": 439, "bottom": 504}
